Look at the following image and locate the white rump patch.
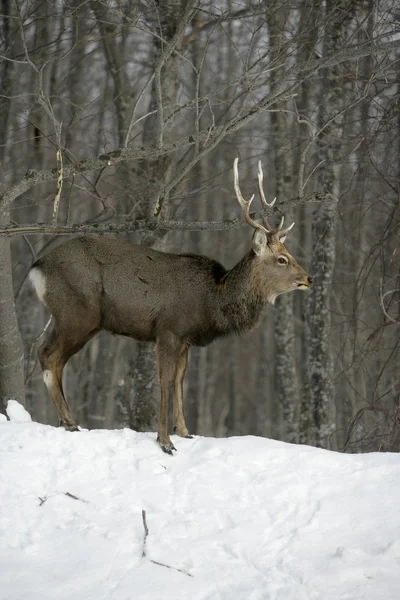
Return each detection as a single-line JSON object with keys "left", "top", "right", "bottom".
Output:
{"left": 29, "top": 268, "right": 47, "bottom": 306}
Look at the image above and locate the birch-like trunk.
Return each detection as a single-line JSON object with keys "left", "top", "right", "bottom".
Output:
{"left": 268, "top": 9, "right": 299, "bottom": 443}
{"left": 339, "top": 1, "right": 374, "bottom": 448}
{"left": 306, "top": 0, "right": 351, "bottom": 447}
{"left": 296, "top": 0, "right": 322, "bottom": 445}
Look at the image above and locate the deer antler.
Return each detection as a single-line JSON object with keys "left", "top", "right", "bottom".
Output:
{"left": 233, "top": 158, "right": 268, "bottom": 234}
{"left": 234, "top": 158, "right": 295, "bottom": 241}
{"left": 257, "top": 160, "right": 295, "bottom": 240}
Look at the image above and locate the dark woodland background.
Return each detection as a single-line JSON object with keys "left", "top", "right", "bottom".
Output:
{"left": 1, "top": 0, "right": 399, "bottom": 452}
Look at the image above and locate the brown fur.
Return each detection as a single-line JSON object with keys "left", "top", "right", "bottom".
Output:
{"left": 30, "top": 232, "right": 311, "bottom": 453}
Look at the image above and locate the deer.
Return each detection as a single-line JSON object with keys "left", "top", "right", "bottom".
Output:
{"left": 29, "top": 158, "right": 312, "bottom": 454}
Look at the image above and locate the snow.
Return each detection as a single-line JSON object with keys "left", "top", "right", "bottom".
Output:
{"left": 1, "top": 404, "right": 400, "bottom": 600}
{"left": 5, "top": 400, "right": 32, "bottom": 423}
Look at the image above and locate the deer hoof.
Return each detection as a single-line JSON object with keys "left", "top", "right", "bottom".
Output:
{"left": 173, "top": 427, "right": 193, "bottom": 439}
{"left": 158, "top": 438, "right": 177, "bottom": 454}
{"left": 60, "top": 420, "right": 79, "bottom": 432}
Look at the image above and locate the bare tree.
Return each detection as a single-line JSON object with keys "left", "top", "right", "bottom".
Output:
{"left": 0, "top": 0, "right": 399, "bottom": 450}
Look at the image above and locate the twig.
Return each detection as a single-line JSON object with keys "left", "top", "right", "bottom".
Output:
{"left": 14, "top": 2, "right": 64, "bottom": 221}
{"left": 65, "top": 492, "right": 88, "bottom": 503}
{"left": 141, "top": 509, "right": 193, "bottom": 577}
{"left": 141, "top": 509, "right": 149, "bottom": 558}
{"left": 38, "top": 491, "right": 88, "bottom": 506}
{"left": 52, "top": 149, "right": 63, "bottom": 222}
{"left": 296, "top": 89, "right": 370, "bottom": 198}
{"left": 379, "top": 279, "right": 400, "bottom": 325}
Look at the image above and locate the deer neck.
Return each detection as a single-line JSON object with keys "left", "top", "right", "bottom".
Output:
{"left": 216, "top": 251, "right": 267, "bottom": 335}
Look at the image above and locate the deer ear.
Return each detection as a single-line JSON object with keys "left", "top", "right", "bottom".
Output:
{"left": 252, "top": 230, "right": 269, "bottom": 256}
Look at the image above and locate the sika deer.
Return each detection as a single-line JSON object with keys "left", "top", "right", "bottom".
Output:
{"left": 30, "top": 159, "right": 311, "bottom": 453}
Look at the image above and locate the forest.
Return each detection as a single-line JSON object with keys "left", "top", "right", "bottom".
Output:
{"left": 0, "top": 0, "right": 399, "bottom": 453}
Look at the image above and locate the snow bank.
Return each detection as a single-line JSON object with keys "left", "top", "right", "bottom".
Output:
{"left": 1, "top": 404, "right": 399, "bottom": 600}
{"left": 5, "top": 400, "right": 32, "bottom": 423}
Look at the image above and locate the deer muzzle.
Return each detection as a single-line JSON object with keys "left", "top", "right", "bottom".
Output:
{"left": 296, "top": 275, "right": 312, "bottom": 290}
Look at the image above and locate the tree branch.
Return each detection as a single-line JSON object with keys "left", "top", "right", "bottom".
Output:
{"left": 0, "top": 193, "right": 328, "bottom": 237}
{"left": 1, "top": 36, "right": 397, "bottom": 213}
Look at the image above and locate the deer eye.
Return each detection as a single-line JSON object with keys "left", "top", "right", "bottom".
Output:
{"left": 277, "top": 256, "right": 288, "bottom": 265}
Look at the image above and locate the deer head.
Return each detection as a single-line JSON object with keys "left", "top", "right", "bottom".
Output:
{"left": 233, "top": 158, "right": 312, "bottom": 304}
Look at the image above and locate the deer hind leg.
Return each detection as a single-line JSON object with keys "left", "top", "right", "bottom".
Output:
{"left": 38, "top": 324, "right": 97, "bottom": 431}
{"left": 173, "top": 347, "right": 192, "bottom": 438}
{"left": 156, "top": 333, "right": 185, "bottom": 454}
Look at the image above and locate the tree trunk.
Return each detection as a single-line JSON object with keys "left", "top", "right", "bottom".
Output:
{"left": 268, "top": 8, "right": 299, "bottom": 443}
{"left": 296, "top": 0, "right": 322, "bottom": 445}
{"left": 130, "top": 0, "right": 197, "bottom": 432}
{"left": 0, "top": 1, "right": 25, "bottom": 414}
{"left": 306, "top": 0, "right": 352, "bottom": 447}
{"left": 91, "top": 1, "right": 132, "bottom": 147}
{"left": 0, "top": 207, "right": 25, "bottom": 414}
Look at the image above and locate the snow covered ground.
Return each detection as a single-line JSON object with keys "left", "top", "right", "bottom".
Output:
{"left": 1, "top": 401, "right": 400, "bottom": 600}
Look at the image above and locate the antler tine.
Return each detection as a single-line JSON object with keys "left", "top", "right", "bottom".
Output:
{"left": 278, "top": 220, "right": 295, "bottom": 238}
{"left": 258, "top": 172, "right": 296, "bottom": 240}
{"left": 233, "top": 159, "right": 268, "bottom": 233}
{"left": 257, "top": 161, "right": 276, "bottom": 208}
{"left": 257, "top": 160, "right": 276, "bottom": 232}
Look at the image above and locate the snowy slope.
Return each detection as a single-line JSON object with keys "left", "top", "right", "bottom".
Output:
{"left": 1, "top": 402, "right": 400, "bottom": 600}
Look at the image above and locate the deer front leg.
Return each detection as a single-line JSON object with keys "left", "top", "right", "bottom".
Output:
{"left": 173, "top": 347, "right": 192, "bottom": 438}
{"left": 156, "top": 334, "right": 183, "bottom": 454}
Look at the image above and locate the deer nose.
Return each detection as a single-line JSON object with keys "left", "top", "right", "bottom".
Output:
{"left": 307, "top": 276, "right": 312, "bottom": 285}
